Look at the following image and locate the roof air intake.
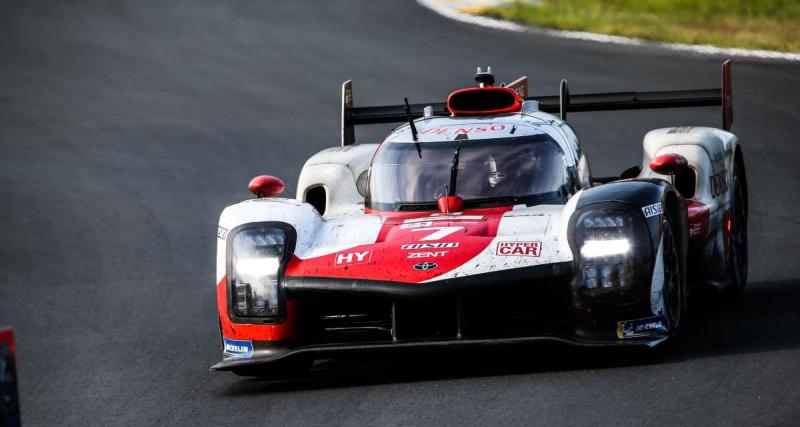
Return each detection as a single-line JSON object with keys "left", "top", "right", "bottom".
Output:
{"left": 446, "top": 87, "right": 522, "bottom": 117}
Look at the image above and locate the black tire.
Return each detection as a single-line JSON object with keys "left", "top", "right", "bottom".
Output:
{"left": 661, "top": 216, "right": 685, "bottom": 337}
{"left": 231, "top": 357, "right": 312, "bottom": 379}
{"left": 728, "top": 157, "right": 748, "bottom": 295}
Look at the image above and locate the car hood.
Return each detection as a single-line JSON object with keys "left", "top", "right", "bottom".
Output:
{"left": 286, "top": 204, "right": 574, "bottom": 284}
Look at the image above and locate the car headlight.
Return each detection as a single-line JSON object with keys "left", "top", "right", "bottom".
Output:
{"left": 229, "top": 226, "right": 286, "bottom": 318}
{"left": 574, "top": 211, "right": 637, "bottom": 291}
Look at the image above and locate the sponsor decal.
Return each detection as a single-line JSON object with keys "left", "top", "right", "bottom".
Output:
{"left": 217, "top": 226, "right": 228, "bottom": 240}
{"left": 399, "top": 221, "right": 433, "bottom": 229}
{"left": 616, "top": 316, "right": 668, "bottom": 339}
{"left": 667, "top": 126, "right": 694, "bottom": 134}
{"left": 411, "top": 226, "right": 464, "bottom": 241}
{"left": 642, "top": 203, "right": 662, "bottom": 218}
{"left": 412, "top": 262, "right": 438, "bottom": 271}
{"left": 403, "top": 215, "right": 482, "bottom": 224}
{"left": 709, "top": 169, "right": 728, "bottom": 198}
{"left": 223, "top": 338, "right": 254, "bottom": 359}
{"left": 335, "top": 249, "right": 372, "bottom": 267}
{"left": 496, "top": 241, "right": 541, "bottom": 257}
{"left": 689, "top": 223, "right": 703, "bottom": 238}
{"left": 408, "top": 251, "right": 448, "bottom": 259}
{"left": 419, "top": 125, "right": 506, "bottom": 136}
{"left": 401, "top": 242, "right": 459, "bottom": 250}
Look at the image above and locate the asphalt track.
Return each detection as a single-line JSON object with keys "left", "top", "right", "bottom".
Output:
{"left": 1, "top": 1, "right": 800, "bottom": 425}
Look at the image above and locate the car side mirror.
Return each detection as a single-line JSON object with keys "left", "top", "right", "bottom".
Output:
{"left": 649, "top": 153, "right": 688, "bottom": 175}
{"left": 356, "top": 170, "right": 369, "bottom": 198}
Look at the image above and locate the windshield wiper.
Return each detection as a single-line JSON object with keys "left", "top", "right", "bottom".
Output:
{"left": 448, "top": 145, "right": 461, "bottom": 196}
{"left": 403, "top": 97, "right": 422, "bottom": 159}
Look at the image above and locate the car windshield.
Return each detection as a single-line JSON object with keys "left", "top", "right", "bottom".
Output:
{"left": 368, "top": 134, "right": 569, "bottom": 211}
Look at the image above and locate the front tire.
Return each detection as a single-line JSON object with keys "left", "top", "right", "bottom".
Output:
{"left": 661, "top": 216, "right": 685, "bottom": 336}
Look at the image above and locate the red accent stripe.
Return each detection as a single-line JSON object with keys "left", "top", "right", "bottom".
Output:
{"left": 286, "top": 207, "right": 512, "bottom": 283}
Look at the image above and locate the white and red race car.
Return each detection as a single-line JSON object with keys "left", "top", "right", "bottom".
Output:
{"left": 212, "top": 62, "right": 747, "bottom": 376}
{"left": 0, "top": 327, "right": 20, "bottom": 425}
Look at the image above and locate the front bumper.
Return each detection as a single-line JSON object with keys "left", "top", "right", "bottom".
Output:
{"left": 214, "top": 261, "right": 667, "bottom": 371}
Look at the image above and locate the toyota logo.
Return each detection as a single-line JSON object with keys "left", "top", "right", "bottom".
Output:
{"left": 413, "top": 262, "right": 438, "bottom": 271}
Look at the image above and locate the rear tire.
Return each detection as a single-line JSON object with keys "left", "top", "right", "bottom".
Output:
{"left": 728, "top": 158, "right": 748, "bottom": 295}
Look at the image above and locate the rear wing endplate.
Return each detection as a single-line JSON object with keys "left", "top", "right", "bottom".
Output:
{"left": 341, "top": 60, "right": 732, "bottom": 146}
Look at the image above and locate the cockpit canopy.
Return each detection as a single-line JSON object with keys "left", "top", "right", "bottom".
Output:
{"left": 367, "top": 134, "right": 570, "bottom": 211}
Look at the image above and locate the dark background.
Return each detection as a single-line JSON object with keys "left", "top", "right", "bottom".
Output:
{"left": 1, "top": 0, "right": 799, "bottom": 424}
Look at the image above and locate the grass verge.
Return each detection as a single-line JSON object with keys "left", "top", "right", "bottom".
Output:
{"left": 467, "top": 0, "right": 800, "bottom": 53}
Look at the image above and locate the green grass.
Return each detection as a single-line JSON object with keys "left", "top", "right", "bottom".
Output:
{"left": 468, "top": 0, "right": 800, "bottom": 53}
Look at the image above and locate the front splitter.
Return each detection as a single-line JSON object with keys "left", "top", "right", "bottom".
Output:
{"left": 210, "top": 334, "right": 668, "bottom": 371}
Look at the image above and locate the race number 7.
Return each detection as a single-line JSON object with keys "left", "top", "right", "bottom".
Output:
{"left": 411, "top": 226, "right": 463, "bottom": 241}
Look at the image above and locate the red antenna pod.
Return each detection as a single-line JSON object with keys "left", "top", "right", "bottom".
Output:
{"left": 248, "top": 175, "right": 285, "bottom": 198}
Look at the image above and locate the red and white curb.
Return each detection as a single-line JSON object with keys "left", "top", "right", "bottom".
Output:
{"left": 417, "top": 0, "right": 800, "bottom": 62}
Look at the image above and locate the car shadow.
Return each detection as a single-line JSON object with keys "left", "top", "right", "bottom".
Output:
{"left": 221, "top": 279, "right": 800, "bottom": 396}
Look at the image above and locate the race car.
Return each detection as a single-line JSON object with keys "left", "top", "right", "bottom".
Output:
{"left": 0, "top": 327, "right": 20, "bottom": 426}
{"left": 212, "top": 61, "right": 746, "bottom": 376}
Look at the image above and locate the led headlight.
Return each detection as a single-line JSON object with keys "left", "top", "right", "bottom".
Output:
{"left": 575, "top": 211, "right": 635, "bottom": 290}
{"left": 229, "top": 226, "right": 286, "bottom": 318}
{"left": 580, "top": 239, "right": 631, "bottom": 259}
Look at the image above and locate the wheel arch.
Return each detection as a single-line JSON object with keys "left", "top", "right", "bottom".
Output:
{"left": 568, "top": 179, "right": 687, "bottom": 322}
{"left": 574, "top": 179, "right": 689, "bottom": 289}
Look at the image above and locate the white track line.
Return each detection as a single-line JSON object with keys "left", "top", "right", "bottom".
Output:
{"left": 417, "top": 0, "right": 800, "bottom": 62}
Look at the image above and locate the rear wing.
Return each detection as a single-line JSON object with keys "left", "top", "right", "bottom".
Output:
{"left": 341, "top": 60, "right": 732, "bottom": 146}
